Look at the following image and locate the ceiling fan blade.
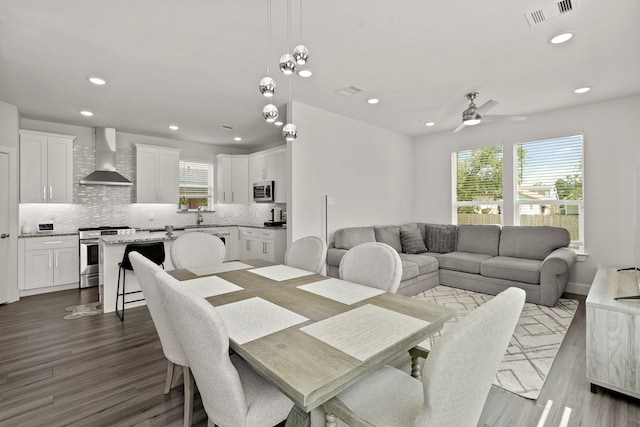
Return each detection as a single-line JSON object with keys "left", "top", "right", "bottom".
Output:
{"left": 476, "top": 99, "right": 499, "bottom": 115}
{"left": 453, "top": 122, "right": 466, "bottom": 133}
{"left": 481, "top": 115, "right": 527, "bottom": 123}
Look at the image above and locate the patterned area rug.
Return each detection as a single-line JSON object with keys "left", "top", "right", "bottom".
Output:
{"left": 63, "top": 302, "right": 103, "bottom": 319}
{"left": 414, "top": 285, "right": 578, "bottom": 400}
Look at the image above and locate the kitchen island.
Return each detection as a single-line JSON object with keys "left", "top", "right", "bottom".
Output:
{"left": 99, "top": 227, "right": 230, "bottom": 314}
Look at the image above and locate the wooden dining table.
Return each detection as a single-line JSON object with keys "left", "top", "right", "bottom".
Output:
{"left": 168, "top": 259, "right": 455, "bottom": 426}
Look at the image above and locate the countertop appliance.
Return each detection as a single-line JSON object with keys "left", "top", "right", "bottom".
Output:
{"left": 253, "top": 181, "right": 274, "bottom": 202}
{"left": 79, "top": 226, "right": 132, "bottom": 288}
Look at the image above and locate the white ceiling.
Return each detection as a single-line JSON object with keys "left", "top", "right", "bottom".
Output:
{"left": 1, "top": 0, "right": 638, "bottom": 150}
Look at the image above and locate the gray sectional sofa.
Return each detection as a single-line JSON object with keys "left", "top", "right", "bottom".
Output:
{"left": 326, "top": 223, "right": 577, "bottom": 306}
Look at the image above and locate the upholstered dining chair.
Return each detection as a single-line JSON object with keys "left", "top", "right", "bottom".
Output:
{"left": 284, "top": 236, "right": 327, "bottom": 274}
{"left": 321, "top": 287, "right": 525, "bottom": 427}
{"left": 129, "top": 252, "right": 194, "bottom": 427}
{"left": 338, "top": 242, "right": 403, "bottom": 293}
{"left": 154, "top": 269, "right": 295, "bottom": 427}
{"left": 170, "top": 232, "right": 225, "bottom": 270}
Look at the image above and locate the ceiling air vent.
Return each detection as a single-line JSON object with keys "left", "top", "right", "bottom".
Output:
{"left": 335, "top": 86, "right": 364, "bottom": 97}
{"left": 525, "top": 0, "right": 579, "bottom": 27}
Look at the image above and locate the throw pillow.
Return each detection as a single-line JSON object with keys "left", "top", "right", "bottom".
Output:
{"left": 400, "top": 228, "right": 428, "bottom": 254}
{"left": 426, "top": 224, "right": 457, "bottom": 253}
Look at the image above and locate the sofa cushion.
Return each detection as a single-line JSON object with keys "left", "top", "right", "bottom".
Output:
{"left": 400, "top": 260, "right": 420, "bottom": 281}
{"left": 481, "top": 256, "right": 542, "bottom": 284}
{"left": 374, "top": 225, "right": 402, "bottom": 253}
{"left": 399, "top": 228, "right": 428, "bottom": 254}
{"left": 438, "top": 252, "right": 493, "bottom": 274}
{"left": 499, "top": 226, "right": 570, "bottom": 260}
{"left": 398, "top": 253, "right": 439, "bottom": 275}
{"left": 456, "top": 224, "right": 501, "bottom": 256}
{"left": 334, "top": 227, "right": 376, "bottom": 250}
{"left": 425, "top": 224, "right": 457, "bottom": 253}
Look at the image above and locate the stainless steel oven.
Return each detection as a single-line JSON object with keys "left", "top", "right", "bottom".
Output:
{"left": 79, "top": 226, "right": 131, "bottom": 288}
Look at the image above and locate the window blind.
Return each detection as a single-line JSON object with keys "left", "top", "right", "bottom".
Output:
{"left": 455, "top": 146, "right": 504, "bottom": 202}
{"left": 179, "top": 161, "right": 213, "bottom": 197}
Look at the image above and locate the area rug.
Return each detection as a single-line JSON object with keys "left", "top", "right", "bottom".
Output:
{"left": 413, "top": 285, "right": 578, "bottom": 400}
{"left": 63, "top": 302, "right": 103, "bottom": 319}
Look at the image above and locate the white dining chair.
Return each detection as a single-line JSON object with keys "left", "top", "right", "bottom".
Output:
{"left": 321, "top": 287, "right": 525, "bottom": 427}
{"left": 129, "top": 252, "right": 193, "bottom": 427}
{"left": 170, "top": 232, "right": 225, "bottom": 270}
{"left": 154, "top": 269, "right": 294, "bottom": 427}
{"left": 284, "top": 236, "right": 327, "bottom": 274}
{"left": 339, "top": 242, "right": 403, "bottom": 293}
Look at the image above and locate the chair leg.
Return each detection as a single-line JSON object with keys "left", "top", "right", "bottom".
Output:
{"left": 164, "top": 361, "right": 175, "bottom": 395}
{"left": 408, "top": 347, "right": 430, "bottom": 379}
{"left": 184, "top": 366, "right": 194, "bottom": 427}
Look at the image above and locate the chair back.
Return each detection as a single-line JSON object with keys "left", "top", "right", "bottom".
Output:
{"left": 129, "top": 252, "right": 186, "bottom": 366}
{"left": 154, "top": 270, "right": 249, "bottom": 426}
{"left": 170, "top": 232, "right": 226, "bottom": 270}
{"left": 414, "top": 287, "right": 525, "bottom": 427}
{"left": 338, "top": 242, "right": 403, "bottom": 292}
{"left": 121, "top": 242, "right": 165, "bottom": 270}
{"left": 284, "top": 236, "right": 327, "bottom": 274}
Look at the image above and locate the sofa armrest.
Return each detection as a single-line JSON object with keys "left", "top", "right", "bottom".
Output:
{"left": 327, "top": 247, "right": 348, "bottom": 268}
{"left": 539, "top": 248, "right": 577, "bottom": 305}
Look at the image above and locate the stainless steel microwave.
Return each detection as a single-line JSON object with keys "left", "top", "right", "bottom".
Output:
{"left": 253, "top": 181, "right": 274, "bottom": 202}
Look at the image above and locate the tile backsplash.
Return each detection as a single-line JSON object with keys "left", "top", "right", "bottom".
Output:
{"left": 19, "top": 142, "right": 285, "bottom": 233}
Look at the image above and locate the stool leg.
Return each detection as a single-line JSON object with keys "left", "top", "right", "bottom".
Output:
{"left": 116, "top": 267, "right": 123, "bottom": 321}
{"left": 121, "top": 271, "right": 126, "bottom": 321}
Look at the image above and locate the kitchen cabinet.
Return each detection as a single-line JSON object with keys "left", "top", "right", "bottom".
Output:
{"left": 249, "top": 151, "right": 275, "bottom": 184}
{"left": 19, "top": 130, "right": 75, "bottom": 204}
{"left": 18, "top": 235, "right": 79, "bottom": 292}
{"left": 240, "top": 227, "right": 286, "bottom": 263}
{"left": 216, "top": 154, "right": 248, "bottom": 203}
{"left": 136, "top": 144, "right": 181, "bottom": 203}
{"left": 248, "top": 147, "right": 287, "bottom": 203}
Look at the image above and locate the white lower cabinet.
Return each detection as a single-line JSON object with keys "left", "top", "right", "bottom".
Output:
{"left": 239, "top": 227, "right": 286, "bottom": 263}
{"left": 19, "top": 235, "right": 80, "bottom": 292}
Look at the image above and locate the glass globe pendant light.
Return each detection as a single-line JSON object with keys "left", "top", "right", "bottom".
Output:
{"left": 282, "top": 123, "right": 297, "bottom": 141}
{"left": 279, "top": 53, "right": 296, "bottom": 75}
{"left": 259, "top": 76, "right": 276, "bottom": 97}
{"left": 262, "top": 104, "right": 279, "bottom": 122}
{"left": 293, "top": 45, "right": 309, "bottom": 65}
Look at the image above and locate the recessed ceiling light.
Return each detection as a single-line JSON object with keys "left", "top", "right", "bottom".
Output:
{"left": 367, "top": 98, "right": 379, "bottom": 104}
{"left": 574, "top": 87, "right": 591, "bottom": 94}
{"left": 274, "top": 121, "right": 284, "bottom": 127}
{"left": 88, "top": 77, "right": 106, "bottom": 85}
{"left": 80, "top": 110, "right": 94, "bottom": 117}
{"left": 234, "top": 137, "right": 242, "bottom": 141}
{"left": 549, "top": 32, "right": 573, "bottom": 44}
{"left": 297, "top": 68, "right": 313, "bottom": 78}
{"left": 425, "top": 122, "right": 435, "bottom": 127}
{"left": 169, "top": 125, "right": 179, "bottom": 130}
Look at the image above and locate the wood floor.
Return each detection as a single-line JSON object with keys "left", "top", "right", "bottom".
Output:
{"left": 0, "top": 289, "right": 638, "bottom": 427}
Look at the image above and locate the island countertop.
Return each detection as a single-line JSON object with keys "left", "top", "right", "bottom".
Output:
{"left": 100, "top": 231, "right": 177, "bottom": 245}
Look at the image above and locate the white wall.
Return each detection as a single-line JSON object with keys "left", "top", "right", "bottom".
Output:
{"left": 289, "top": 101, "right": 415, "bottom": 244}
{"left": 413, "top": 95, "right": 640, "bottom": 290}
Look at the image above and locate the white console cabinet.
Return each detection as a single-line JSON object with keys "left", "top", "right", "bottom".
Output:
{"left": 586, "top": 267, "right": 640, "bottom": 399}
{"left": 18, "top": 235, "right": 79, "bottom": 295}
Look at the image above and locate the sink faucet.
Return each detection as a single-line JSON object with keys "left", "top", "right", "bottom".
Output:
{"left": 197, "top": 207, "right": 204, "bottom": 225}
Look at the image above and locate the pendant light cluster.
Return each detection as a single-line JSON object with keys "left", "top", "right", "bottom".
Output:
{"left": 258, "top": 0, "right": 309, "bottom": 142}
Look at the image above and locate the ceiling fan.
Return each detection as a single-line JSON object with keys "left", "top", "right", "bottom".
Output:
{"left": 453, "top": 92, "right": 527, "bottom": 133}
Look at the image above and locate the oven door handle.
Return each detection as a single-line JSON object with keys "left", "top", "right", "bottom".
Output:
{"left": 80, "top": 239, "right": 100, "bottom": 244}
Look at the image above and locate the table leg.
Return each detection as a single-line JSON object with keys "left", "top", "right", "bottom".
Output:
{"left": 285, "top": 404, "right": 311, "bottom": 427}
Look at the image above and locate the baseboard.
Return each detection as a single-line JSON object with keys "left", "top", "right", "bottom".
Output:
{"left": 565, "top": 281, "right": 590, "bottom": 296}
{"left": 19, "top": 283, "right": 79, "bottom": 297}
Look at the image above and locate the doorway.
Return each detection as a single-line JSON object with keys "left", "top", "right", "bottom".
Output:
{"left": 0, "top": 145, "right": 18, "bottom": 304}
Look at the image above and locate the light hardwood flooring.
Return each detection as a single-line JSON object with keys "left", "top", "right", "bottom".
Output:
{"left": 0, "top": 289, "right": 638, "bottom": 427}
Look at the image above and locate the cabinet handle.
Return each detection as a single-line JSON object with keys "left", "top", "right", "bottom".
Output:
{"left": 232, "top": 192, "right": 235, "bottom": 202}
{"left": 246, "top": 240, "right": 250, "bottom": 250}
{"left": 263, "top": 242, "right": 267, "bottom": 254}
{"left": 43, "top": 186, "right": 46, "bottom": 200}
{"left": 43, "top": 241, "right": 63, "bottom": 245}
{"left": 48, "top": 254, "right": 52, "bottom": 269}
{"left": 223, "top": 191, "right": 226, "bottom": 201}
{"left": 49, "top": 186, "right": 53, "bottom": 200}
{"left": 55, "top": 253, "right": 59, "bottom": 268}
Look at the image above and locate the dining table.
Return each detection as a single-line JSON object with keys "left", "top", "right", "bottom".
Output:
{"left": 168, "top": 259, "right": 455, "bottom": 426}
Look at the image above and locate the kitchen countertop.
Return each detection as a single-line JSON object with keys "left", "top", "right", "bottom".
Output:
{"left": 19, "top": 232, "right": 78, "bottom": 238}
{"left": 100, "top": 231, "right": 177, "bottom": 245}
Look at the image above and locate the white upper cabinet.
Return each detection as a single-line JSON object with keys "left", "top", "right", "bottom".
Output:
{"left": 249, "top": 151, "right": 276, "bottom": 184}
{"left": 216, "top": 154, "right": 248, "bottom": 203}
{"left": 19, "top": 130, "right": 75, "bottom": 204}
{"left": 248, "top": 147, "right": 287, "bottom": 203}
{"left": 135, "top": 144, "right": 181, "bottom": 203}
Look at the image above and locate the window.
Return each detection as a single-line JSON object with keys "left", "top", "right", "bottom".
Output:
{"left": 453, "top": 146, "right": 503, "bottom": 225}
{"left": 515, "top": 135, "right": 584, "bottom": 251}
{"left": 178, "top": 160, "right": 213, "bottom": 210}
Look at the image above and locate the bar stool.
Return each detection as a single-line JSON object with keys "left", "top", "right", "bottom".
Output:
{"left": 116, "top": 242, "right": 165, "bottom": 321}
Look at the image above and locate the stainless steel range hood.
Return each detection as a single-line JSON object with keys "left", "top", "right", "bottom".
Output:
{"left": 80, "top": 127, "right": 133, "bottom": 186}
